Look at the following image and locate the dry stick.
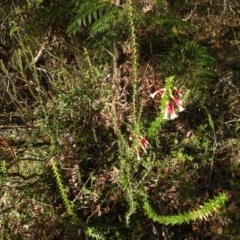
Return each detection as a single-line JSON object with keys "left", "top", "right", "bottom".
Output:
{"left": 72, "top": 170, "right": 96, "bottom": 204}
{"left": 34, "top": 42, "right": 46, "bottom": 64}
{"left": 182, "top": 4, "right": 196, "bottom": 21}
{"left": 33, "top": 37, "right": 62, "bottom": 63}
{"left": 0, "top": 125, "right": 37, "bottom": 129}
{"left": 86, "top": 185, "right": 113, "bottom": 224}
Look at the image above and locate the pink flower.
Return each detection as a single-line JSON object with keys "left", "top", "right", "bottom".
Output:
{"left": 135, "top": 147, "right": 141, "bottom": 160}
{"left": 164, "top": 102, "right": 178, "bottom": 120}
{"left": 174, "top": 88, "right": 182, "bottom": 97}
{"left": 129, "top": 134, "right": 134, "bottom": 141}
{"left": 129, "top": 134, "right": 149, "bottom": 159}
{"left": 150, "top": 88, "right": 165, "bottom": 98}
{"left": 138, "top": 137, "right": 149, "bottom": 153}
{"left": 172, "top": 96, "right": 185, "bottom": 112}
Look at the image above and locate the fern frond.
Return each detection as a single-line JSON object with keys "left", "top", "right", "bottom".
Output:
{"left": 156, "top": 17, "right": 191, "bottom": 30}
{"left": 50, "top": 157, "right": 74, "bottom": 216}
{"left": 182, "top": 42, "right": 215, "bottom": 67}
{"left": 144, "top": 192, "right": 227, "bottom": 225}
{"left": 164, "top": 41, "right": 215, "bottom": 76}
{"left": 67, "top": 0, "right": 111, "bottom": 35}
{"left": 194, "top": 69, "right": 214, "bottom": 78}
{"left": 90, "top": 8, "right": 119, "bottom": 35}
{"left": 86, "top": 227, "right": 105, "bottom": 240}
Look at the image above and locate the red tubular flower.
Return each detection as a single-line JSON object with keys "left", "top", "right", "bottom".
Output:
{"left": 138, "top": 137, "right": 149, "bottom": 153}
{"left": 152, "top": 83, "right": 185, "bottom": 121}
{"left": 172, "top": 96, "right": 185, "bottom": 112}
{"left": 129, "top": 134, "right": 149, "bottom": 160}
{"left": 174, "top": 88, "right": 182, "bottom": 97}
{"left": 150, "top": 88, "right": 165, "bottom": 98}
{"left": 164, "top": 102, "right": 178, "bottom": 120}
{"left": 135, "top": 147, "right": 141, "bottom": 160}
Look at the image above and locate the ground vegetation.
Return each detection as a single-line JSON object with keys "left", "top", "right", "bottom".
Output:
{"left": 0, "top": 0, "right": 240, "bottom": 239}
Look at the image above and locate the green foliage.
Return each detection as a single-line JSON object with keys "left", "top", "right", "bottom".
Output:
{"left": 127, "top": 0, "right": 139, "bottom": 126}
{"left": 0, "top": 160, "right": 7, "bottom": 176}
{"left": 85, "top": 227, "right": 105, "bottom": 240}
{"left": 67, "top": 0, "right": 113, "bottom": 35}
{"left": 147, "top": 115, "right": 163, "bottom": 138}
{"left": 1, "top": 0, "right": 239, "bottom": 238}
{"left": 144, "top": 192, "right": 228, "bottom": 225}
{"left": 50, "top": 157, "right": 74, "bottom": 216}
{"left": 155, "top": 16, "right": 191, "bottom": 35}
{"left": 163, "top": 41, "right": 215, "bottom": 76}
{"left": 148, "top": 75, "right": 176, "bottom": 138}
{"left": 207, "top": 112, "right": 215, "bottom": 132}
{"left": 0, "top": 160, "right": 7, "bottom": 185}
{"left": 91, "top": 8, "right": 119, "bottom": 36}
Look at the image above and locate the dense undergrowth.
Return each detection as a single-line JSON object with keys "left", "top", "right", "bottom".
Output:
{"left": 1, "top": 0, "right": 240, "bottom": 239}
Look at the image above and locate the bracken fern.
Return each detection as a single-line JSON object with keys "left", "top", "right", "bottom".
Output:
{"left": 67, "top": 0, "right": 113, "bottom": 35}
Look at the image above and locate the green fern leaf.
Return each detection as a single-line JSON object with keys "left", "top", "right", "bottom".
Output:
{"left": 90, "top": 8, "right": 119, "bottom": 35}
{"left": 67, "top": 0, "right": 111, "bottom": 34}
